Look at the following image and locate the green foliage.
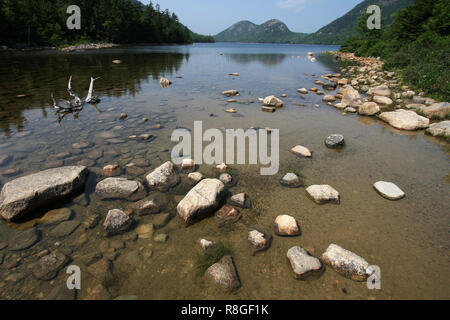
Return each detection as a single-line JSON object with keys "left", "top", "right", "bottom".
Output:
{"left": 194, "top": 243, "right": 230, "bottom": 276}
{"left": 0, "top": 0, "right": 200, "bottom": 46}
{"left": 341, "top": 0, "right": 450, "bottom": 101}
{"left": 191, "top": 33, "right": 215, "bottom": 43}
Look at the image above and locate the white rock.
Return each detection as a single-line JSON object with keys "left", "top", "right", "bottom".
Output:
{"left": 426, "top": 121, "right": 450, "bottom": 138}
{"left": 103, "top": 209, "right": 133, "bottom": 236}
{"left": 379, "top": 109, "right": 429, "bottom": 130}
{"left": 358, "top": 102, "right": 380, "bottom": 116}
{"left": 297, "top": 88, "right": 308, "bottom": 94}
{"left": 263, "top": 95, "right": 283, "bottom": 108}
{"left": 188, "top": 172, "right": 204, "bottom": 183}
{"left": 287, "top": 246, "right": 322, "bottom": 279}
{"left": 95, "top": 177, "right": 147, "bottom": 201}
{"left": 290, "top": 145, "right": 312, "bottom": 157}
{"left": 280, "top": 173, "right": 302, "bottom": 188}
{"left": 219, "top": 173, "right": 233, "bottom": 185}
{"left": 146, "top": 161, "right": 180, "bottom": 192}
{"left": 373, "top": 95, "right": 393, "bottom": 107}
{"left": 215, "top": 163, "right": 228, "bottom": 173}
{"left": 177, "top": 178, "right": 225, "bottom": 224}
{"left": 274, "top": 215, "right": 300, "bottom": 236}
{"left": 373, "top": 181, "right": 405, "bottom": 200}
{"left": 230, "top": 193, "right": 247, "bottom": 208}
{"left": 340, "top": 85, "right": 362, "bottom": 108}
{"left": 306, "top": 185, "right": 340, "bottom": 204}
{"left": 368, "top": 85, "right": 391, "bottom": 97}
{"left": 181, "top": 158, "right": 195, "bottom": 172}
{"left": 0, "top": 166, "right": 88, "bottom": 221}
{"left": 321, "top": 244, "right": 372, "bottom": 281}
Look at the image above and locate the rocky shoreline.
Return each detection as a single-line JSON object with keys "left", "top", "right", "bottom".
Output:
{"left": 0, "top": 43, "right": 118, "bottom": 53}
{"left": 325, "top": 51, "right": 449, "bottom": 139}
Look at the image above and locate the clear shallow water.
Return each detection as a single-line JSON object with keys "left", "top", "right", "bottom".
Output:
{"left": 0, "top": 43, "right": 449, "bottom": 300}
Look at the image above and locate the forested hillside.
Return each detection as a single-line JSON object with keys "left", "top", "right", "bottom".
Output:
{"left": 0, "top": 0, "right": 195, "bottom": 47}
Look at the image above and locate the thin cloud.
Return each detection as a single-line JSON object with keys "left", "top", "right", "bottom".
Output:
{"left": 276, "top": 0, "right": 308, "bottom": 12}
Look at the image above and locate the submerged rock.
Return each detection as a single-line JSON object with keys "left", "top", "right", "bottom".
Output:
{"left": 145, "top": 161, "right": 180, "bottom": 192}
{"left": 8, "top": 228, "right": 41, "bottom": 251}
{"left": 215, "top": 205, "right": 241, "bottom": 227}
{"left": 205, "top": 255, "right": 241, "bottom": 292}
{"left": 274, "top": 215, "right": 300, "bottom": 236}
{"left": 0, "top": 154, "right": 12, "bottom": 166}
{"left": 38, "top": 208, "right": 73, "bottom": 225}
{"left": 373, "top": 181, "right": 405, "bottom": 200}
{"left": 306, "top": 185, "right": 340, "bottom": 204}
{"left": 95, "top": 177, "right": 147, "bottom": 201}
{"left": 132, "top": 193, "right": 167, "bottom": 216}
{"left": 88, "top": 258, "right": 114, "bottom": 285}
{"left": 49, "top": 220, "right": 80, "bottom": 237}
{"left": 177, "top": 178, "right": 225, "bottom": 224}
{"left": 379, "top": 109, "right": 429, "bottom": 130}
{"left": 287, "top": 246, "right": 322, "bottom": 279}
{"left": 0, "top": 166, "right": 89, "bottom": 221}
{"left": 321, "top": 244, "right": 372, "bottom": 281}
{"left": 33, "top": 251, "right": 71, "bottom": 281}
{"left": 104, "top": 209, "right": 133, "bottom": 236}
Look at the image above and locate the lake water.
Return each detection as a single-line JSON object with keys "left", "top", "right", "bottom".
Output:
{"left": 0, "top": 43, "right": 449, "bottom": 300}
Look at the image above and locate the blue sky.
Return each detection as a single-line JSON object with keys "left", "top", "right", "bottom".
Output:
{"left": 140, "top": 0, "right": 363, "bottom": 35}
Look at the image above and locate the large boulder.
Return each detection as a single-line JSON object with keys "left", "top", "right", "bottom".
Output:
{"left": 177, "top": 178, "right": 225, "bottom": 224}
{"left": 340, "top": 85, "right": 362, "bottom": 108}
{"left": 0, "top": 166, "right": 89, "bottom": 221}
{"left": 379, "top": 109, "right": 429, "bottom": 130}
{"left": 321, "top": 244, "right": 372, "bottom": 281}
{"left": 145, "top": 161, "right": 180, "bottom": 192}
{"left": 95, "top": 177, "right": 147, "bottom": 201}
{"left": 426, "top": 121, "right": 450, "bottom": 139}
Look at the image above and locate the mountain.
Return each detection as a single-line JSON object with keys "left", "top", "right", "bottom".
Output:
{"left": 302, "top": 0, "right": 414, "bottom": 44}
{"left": 214, "top": 0, "right": 413, "bottom": 44}
{"left": 215, "top": 19, "right": 306, "bottom": 43}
